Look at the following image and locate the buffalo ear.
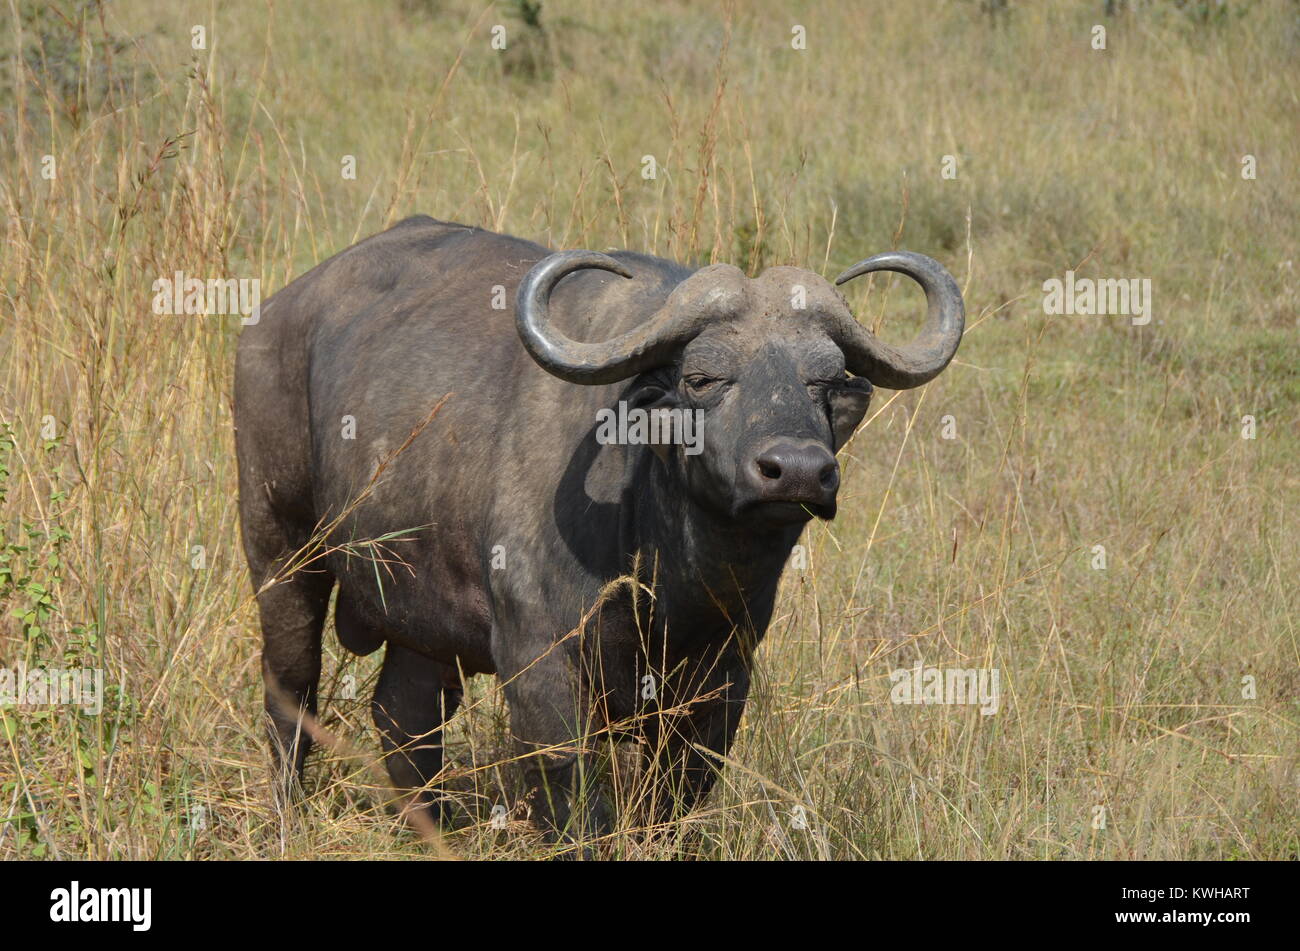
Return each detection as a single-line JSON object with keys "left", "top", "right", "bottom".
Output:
{"left": 828, "top": 377, "right": 873, "bottom": 451}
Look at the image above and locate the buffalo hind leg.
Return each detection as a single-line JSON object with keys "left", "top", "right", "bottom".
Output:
{"left": 372, "top": 644, "right": 462, "bottom": 824}
{"left": 253, "top": 555, "right": 334, "bottom": 805}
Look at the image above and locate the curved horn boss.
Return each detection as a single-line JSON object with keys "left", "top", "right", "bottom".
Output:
{"left": 518, "top": 248, "right": 964, "bottom": 390}
{"left": 515, "top": 250, "right": 723, "bottom": 385}
{"left": 828, "top": 251, "right": 965, "bottom": 390}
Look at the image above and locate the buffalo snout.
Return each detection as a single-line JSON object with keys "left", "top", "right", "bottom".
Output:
{"left": 740, "top": 437, "right": 839, "bottom": 520}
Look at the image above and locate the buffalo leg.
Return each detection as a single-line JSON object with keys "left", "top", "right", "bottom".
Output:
{"left": 644, "top": 659, "right": 751, "bottom": 826}
{"left": 519, "top": 745, "right": 615, "bottom": 853}
{"left": 502, "top": 659, "right": 614, "bottom": 852}
{"left": 372, "top": 644, "right": 462, "bottom": 822}
{"left": 245, "top": 534, "right": 334, "bottom": 802}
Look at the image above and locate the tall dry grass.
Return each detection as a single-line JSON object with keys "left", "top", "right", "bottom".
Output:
{"left": 0, "top": 0, "right": 1296, "bottom": 859}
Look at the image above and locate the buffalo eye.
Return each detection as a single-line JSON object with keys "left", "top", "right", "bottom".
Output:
{"left": 683, "top": 374, "right": 728, "bottom": 396}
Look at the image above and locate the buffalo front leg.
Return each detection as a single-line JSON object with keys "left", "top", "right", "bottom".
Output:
{"left": 502, "top": 657, "right": 614, "bottom": 853}
{"left": 372, "top": 644, "right": 463, "bottom": 824}
{"left": 643, "top": 660, "right": 751, "bottom": 828}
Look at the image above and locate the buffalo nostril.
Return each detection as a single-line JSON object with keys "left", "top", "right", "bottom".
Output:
{"left": 819, "top": 461, "right": 839, "bottom": 489}
{"left": 757, "top": 457, "right": 783, "bottom": 481}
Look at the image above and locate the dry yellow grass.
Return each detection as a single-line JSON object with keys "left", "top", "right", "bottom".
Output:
{"left": 1, "top": 0, "right": 1296, "bottom": 859}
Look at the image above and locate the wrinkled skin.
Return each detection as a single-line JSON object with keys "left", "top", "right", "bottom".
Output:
{"left": 235, "top": 216, "right": 879, "bottom": 843}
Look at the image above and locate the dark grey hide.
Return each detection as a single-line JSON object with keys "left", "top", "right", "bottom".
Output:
{"left": 234, "top": 215, "right": 963, "bottom": 842}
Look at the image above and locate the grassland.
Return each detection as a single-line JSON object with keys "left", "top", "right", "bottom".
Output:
{"left": 0, "top": 0, "right": 1296, "bottom": 859}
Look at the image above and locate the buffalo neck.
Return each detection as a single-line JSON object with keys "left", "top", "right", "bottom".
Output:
{"left": 622, "top": 447, "right": 804, "bottom": 644}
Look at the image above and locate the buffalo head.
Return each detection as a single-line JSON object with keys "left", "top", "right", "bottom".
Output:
{"left": 516, "top": 250, "right": 963, "bottom": 526}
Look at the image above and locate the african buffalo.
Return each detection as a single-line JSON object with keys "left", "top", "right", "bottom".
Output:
{"left": 234, "top": 215, "right": 963, "bottom": 842}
